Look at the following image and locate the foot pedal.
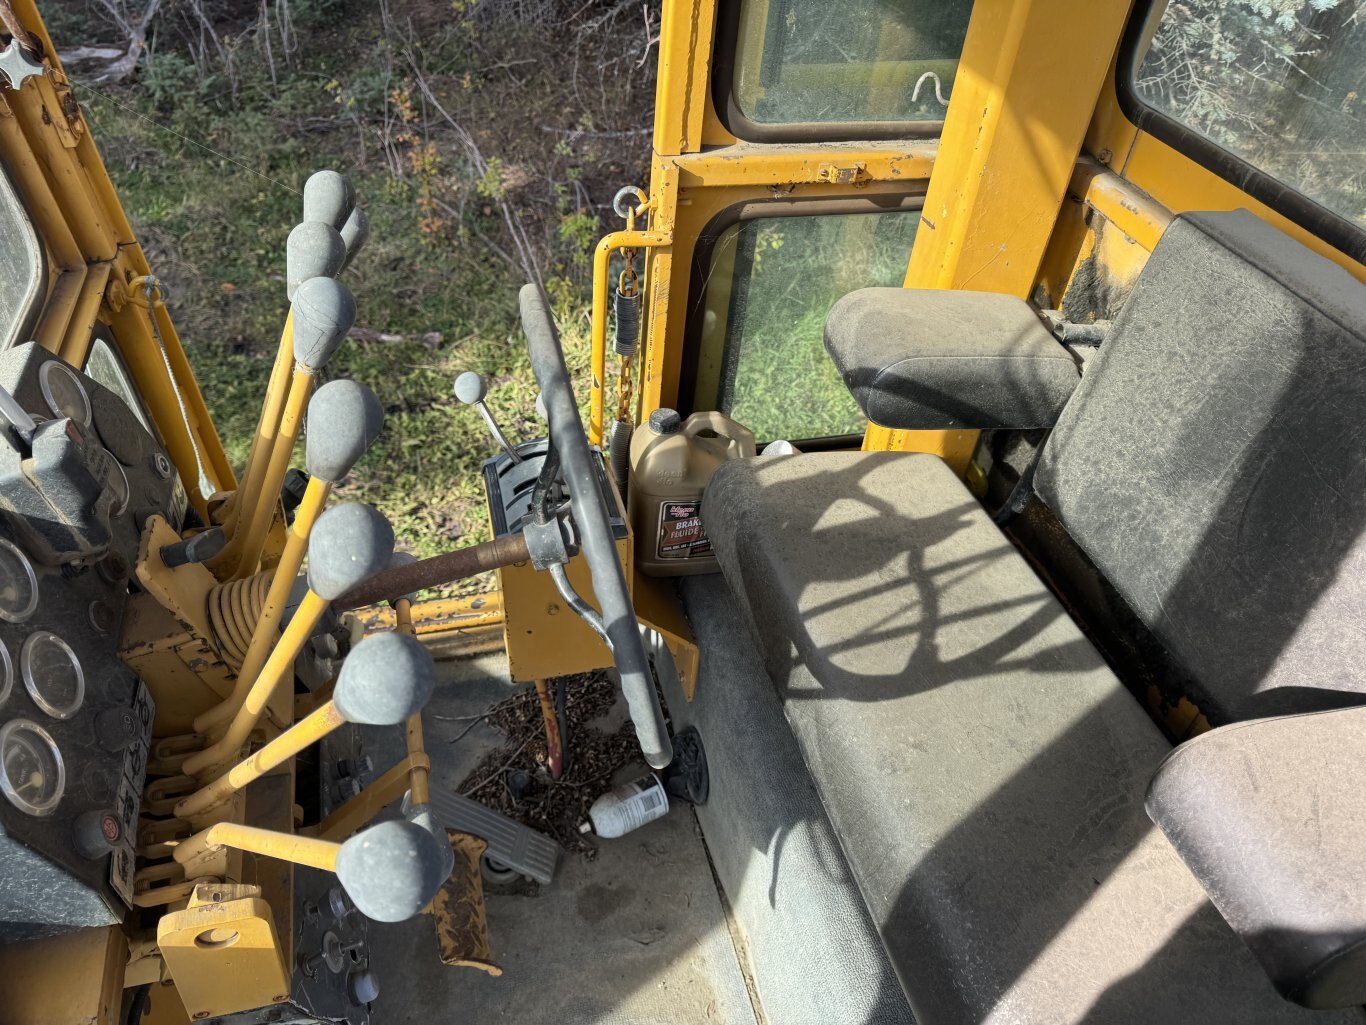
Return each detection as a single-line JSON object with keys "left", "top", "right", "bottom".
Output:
{"left": 432, "top": 831, "right": 502, "bottom": 976}
{"left": 425, "top": 790, "right": 559, "bottom": 885}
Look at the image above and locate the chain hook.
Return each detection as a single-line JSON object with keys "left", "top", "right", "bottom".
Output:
{"left": 612, "top": 185, "right": 649, "bottom": 224}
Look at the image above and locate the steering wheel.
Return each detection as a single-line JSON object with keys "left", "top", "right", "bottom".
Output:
{"left": 518, "top": 284, "right": 673, "bottom": 769}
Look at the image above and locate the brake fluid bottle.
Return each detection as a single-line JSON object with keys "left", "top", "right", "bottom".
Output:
{"left": 629, "top": 408, "right": 756, "bottom": 577}
{"left": 578, "top": 773, "right": 669, "bottom": 838}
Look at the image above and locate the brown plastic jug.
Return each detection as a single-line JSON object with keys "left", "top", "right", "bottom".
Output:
{"left": 629, "top": 408, "right": 756, "bottom": 577}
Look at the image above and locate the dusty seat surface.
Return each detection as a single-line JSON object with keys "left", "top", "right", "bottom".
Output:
{"left": 1037, "top": 211, "right": 1366, "bottom": 724}
{"left": 1148, "top": 706, "right": 1366, "bottom": 1011}
{"left": 823, "top": 287, "right": 1080, "bottom": 429}
{"left": 702, "top": 450, "right": 1361, "bottom": 1025}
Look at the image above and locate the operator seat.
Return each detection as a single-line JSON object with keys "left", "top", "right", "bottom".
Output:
{"left": 691, "top": 211, "right": 1366, "bottom": 1024}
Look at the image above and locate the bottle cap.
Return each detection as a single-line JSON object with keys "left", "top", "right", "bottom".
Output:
{"left": 648, "top": 408, "right": 681, "bottom": 435}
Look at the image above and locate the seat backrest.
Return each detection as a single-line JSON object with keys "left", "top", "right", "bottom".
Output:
{"left": 1036, "top": 210, "right": 1366, "bottom": 724}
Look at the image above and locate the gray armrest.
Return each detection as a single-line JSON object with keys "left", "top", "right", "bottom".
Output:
{"left": 823, "top": 288, "right": 1080, "bottom": 430}
{"left": 1146, "top": 707, "right": 1366, "bottom": 1009}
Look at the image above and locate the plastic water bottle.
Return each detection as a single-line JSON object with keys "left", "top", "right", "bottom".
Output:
{"left": 578, "top": 773, "right": 669, "bottom": 838}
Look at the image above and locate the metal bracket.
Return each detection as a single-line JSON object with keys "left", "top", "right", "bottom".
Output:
{"left": 817, "top": 162, "right": 870, "bottom": 187}
{"left": 0, "top": 41, "right": 43, "bottom": 91}
{"left": 522, "top": 513, "right": 574, "bottom": 571}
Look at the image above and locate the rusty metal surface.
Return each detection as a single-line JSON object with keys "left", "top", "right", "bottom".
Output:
{"left": 431, "top": 831, "right": 502, "bottom": 976}
{"left": 336, "top": 533, "right": 530, "bottom": 610}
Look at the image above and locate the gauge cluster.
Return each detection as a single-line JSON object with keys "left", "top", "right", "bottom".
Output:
{"left": 0, "top": 341, "right": 174, "bottom": 937}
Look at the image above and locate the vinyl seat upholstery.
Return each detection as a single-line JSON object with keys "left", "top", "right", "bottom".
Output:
{"left": 695, "top": 211, "right": 1366, "bottom": 1024}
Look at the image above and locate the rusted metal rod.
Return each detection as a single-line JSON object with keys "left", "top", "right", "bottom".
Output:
{"left": 335, "top": 533, "right": 530, "bottom": 610}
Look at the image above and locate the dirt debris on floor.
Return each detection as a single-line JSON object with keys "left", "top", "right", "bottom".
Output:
{"left": 450, "top": 670, "right": 640, "bottom": 858}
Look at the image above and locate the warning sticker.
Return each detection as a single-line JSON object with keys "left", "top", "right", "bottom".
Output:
{"left": 656, "top": 499, "right": 711, "bottom": 560}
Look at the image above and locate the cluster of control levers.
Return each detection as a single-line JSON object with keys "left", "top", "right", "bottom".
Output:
{"left": 129, "top": 172, "right": 457, "bottom": 1003}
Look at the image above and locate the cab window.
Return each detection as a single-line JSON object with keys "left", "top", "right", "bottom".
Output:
{"left": 725, "top": 0, "right": 975, "bottom": 136}
{"left": 1130, "top": 0, "right": 1365, "bottom": 231}
{"left": 691, "top": 209, "right": 921, "bottom": 443}
{"left": 0, "top": 160, "right": 44, "bottom": 350}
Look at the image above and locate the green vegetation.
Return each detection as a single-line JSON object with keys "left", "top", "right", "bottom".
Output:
{"left": 47, "top": 0, "right": 658, "bottom": 592}
{"left": 712, "top": 210, "right": 921, "bottom": 441}
{"left": 1135, "top": 0, "right": 1364, "bottom": 224}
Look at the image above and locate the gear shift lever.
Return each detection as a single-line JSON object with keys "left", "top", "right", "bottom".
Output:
{"left": 454, "top": 371, "right": 522, "bottom": 464}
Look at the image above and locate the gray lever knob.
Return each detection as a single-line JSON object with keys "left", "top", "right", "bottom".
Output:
{"left": 339, "top": 207, "right": 370, "bottom": 272}
{"left": 454, "top": 372, "right": 521, "bottom": 464}
{"left": 307, "top": 502, "right": 394, "bottom": 601}
{"left": 333, "top": 631, "right": 434, "bottom": 726}
{"left": 286, "top": 222, "right": 347, "bottom": 299}
{"left": 305, "top": 379, "right": 383, "bottom": 485}
{"left": 302, "top": 170, "right": 355, "bottom": 230}
{"left": 335, "top": 818, "right": 451, "bottom": 922}
{"left": 292, "top": 277, "right": 356, "bottom": 370}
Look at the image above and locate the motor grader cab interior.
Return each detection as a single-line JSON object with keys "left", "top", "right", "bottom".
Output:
{"left": 0, "top": 0, "right": 1363, "bottom": 1022}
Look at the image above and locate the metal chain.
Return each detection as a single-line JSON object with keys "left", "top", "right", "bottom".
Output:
{"left": 615, "top": 247, "right": 638, "bottom": 422}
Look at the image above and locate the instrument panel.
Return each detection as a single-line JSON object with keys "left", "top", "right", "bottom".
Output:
{"left": 0, "top": 340, "right": 177, "bottom": 937}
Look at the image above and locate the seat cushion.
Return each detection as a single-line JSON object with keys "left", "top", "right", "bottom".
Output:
{"left": 824, "top": 288, "right": 1080, "bottom": 429}
{"left": 663, "top": 575, "right": 917, "bottom": 1025}
{"left": 1036, "top": 210, "right": 1366, "bottom": 724}
{"left": 702, "top": 450, "right": 1361, "bottom": 1025}
{"left": 1148, "top": 706, "right": 1366, "bottom": 1010}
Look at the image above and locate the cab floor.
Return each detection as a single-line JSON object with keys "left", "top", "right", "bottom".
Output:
{"left": 364, "top": 654, "right": 759, "bottom": 1025}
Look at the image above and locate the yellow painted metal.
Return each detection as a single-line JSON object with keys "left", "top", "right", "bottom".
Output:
{"left": 197, "top": 474, "right": 330, "bottom": 734}
{"left": 357, "top": 591, "right": 504, "bottom": 636}
{"left": 221, "top": 311, "right": 297, "bottom": 534}
{"left": 311, "top": 752, "right": 431, "bottom": 843}
{"left": 590, "top": 229, "right": 670, "bottom": 445}
{"left": 57, "top": 260, "right": 112, "bottom": 365}
{"left": 672, "top": 143, "right": 936, "bottom": 189}
{"left": 499, "top": 537, "right": 633, "bottom": 682}
{"left": 183, "top": 589, "right": 329, "bottom": 778}
{"left": 175, "top": 823, "right": 340, "bottom": 875}
{"left": 632, "top": 571, "right": 700, "bottom": 700}
{"left": 157, "top": 883, "right": 289, "bottom": 1020}
{"left": 122, "top": 516, "right": 239, "bottom": 736}
{"left": 177, "top": 704, "right": 346, "bottom": 824}
{"left": 862, "top": 0, "right": 1137, "bottom": 466}
{"left": 1085, "top": 54, "right": 1365, "bottom": 282}
{"left": 905, "top": 0, "right": 1137, "bottom": 294}
{"left": 395, "top": 599, "right": 433, "bottom": 806}
{"left": 1, "top": 0, "right": 234, "bottom": 515}
{"left": 653, "top": 0, "right": 720, "bottom": 157}
{"left": 215, "top": 363, "right": 314, "bottom": 579}
{"left": 494, "top": 458, "right": 633, "bottom": 683}
{"left": 1070, "top": 157, "right": 1172, "bottom": 253}
{"left": 0, "top": 926, "right": 126, "bottom": 1025}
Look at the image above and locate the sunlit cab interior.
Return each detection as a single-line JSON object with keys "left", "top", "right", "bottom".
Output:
{"left": 0, "top": 0, "right": 1362, "bottom": 1023}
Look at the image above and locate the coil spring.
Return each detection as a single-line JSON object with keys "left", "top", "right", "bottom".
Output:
{"left": 609, "top": 418, "right": 634, "bottom": 499}
{"left": 205, "top": 571, "right": 271, "bottom": 669}
{"left": 613, "top": 288, "right": 641, "bottom": 358}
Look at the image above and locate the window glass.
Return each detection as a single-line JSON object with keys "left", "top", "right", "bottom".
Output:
{"left": 695, "top": 210, "right": 920, "bottom": 442}
{"left": 733, "top": 0, "right": 974, "bottom": 126}
{"left": 1133, "top": 0, "right": 1365, "bottom": 225}
{"left": 0, "top": 161, "right": 43, "bottom": 350}
{"left": 85, "top": 338, "right": 152, "bottom": 431}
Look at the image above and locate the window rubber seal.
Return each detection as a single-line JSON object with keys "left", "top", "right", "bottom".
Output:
{"left": 710, "top": 0, "right": 948, "bottom": 144}
{"left": 1115, "top": 0, "right": 1365, "bottom": 264}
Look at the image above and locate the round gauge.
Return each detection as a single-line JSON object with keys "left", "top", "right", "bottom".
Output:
{"left": 39, "top": 360, "right": 91, "bottom": 426}
{"left": 0, "top": 719, "right": 65, "bottom": 817}
{"left": 0, "top": 641, "right": 11, "bottom": 707}
{"left": 0, "top": 539, "right": 38, "bottom": 624}
{"left": 103, "top": 451, "right": 130, "bottom": 516}
{"left": 21, "top": 632, "right": 84, "bottom": 720}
